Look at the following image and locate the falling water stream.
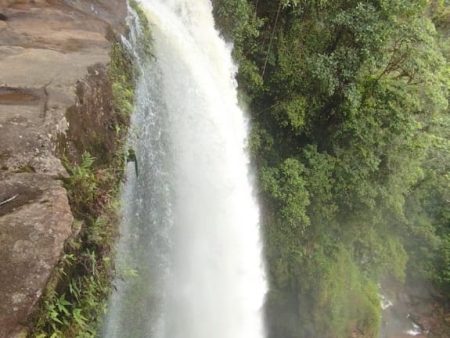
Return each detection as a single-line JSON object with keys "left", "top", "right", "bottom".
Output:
{"left": 103, "top": 1, "right": 267, "bottom": 337}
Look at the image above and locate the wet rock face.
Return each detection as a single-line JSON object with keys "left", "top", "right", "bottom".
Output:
{"left": 61, "top": 64, "right": 122, "bottom": 165}
{"left": 380, "top": 278, "right": 450, "bottom": 338}
{"left": 0, "top": 0, "right": 126, "bottom": 336}
{"left": 0, "top": 174, "right": 73, "bottom": 338}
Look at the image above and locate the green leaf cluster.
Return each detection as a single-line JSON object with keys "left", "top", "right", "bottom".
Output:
{"left": 31, "top": 2, "right": 154, "bottom": 336}
{"left": 213, "top": 0, "right": 449, "bottom": 336}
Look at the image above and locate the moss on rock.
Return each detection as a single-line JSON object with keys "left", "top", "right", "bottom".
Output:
{"left": 29, "top": 5, "right": 152, "bottom": 335}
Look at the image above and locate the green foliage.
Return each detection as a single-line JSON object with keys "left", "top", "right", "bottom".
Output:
{"left": 307, "top": 247, "right": 381, "bottom": 338}
{"left": 437, "top": 235, "right": 450, "bottom": 290}
{"left": 403, "top": 0, "right": 450, "bottom": 298}
{"left": 261, "top": 159, "right": 310, "bottom": 229}
{"left": 32, "top": 152, "right": 122, "bottom": 337}
{"left": 212, "top": 0, "right": 264, "bottom": 94}
{"left": 65, "top": 153, "right": 97, "bottom": 214}
{"left": 129, "top": 0, "right": 153, "bottom": 58}
{"left": 213, "top": 0, "right": 449, "bottom": 336}
{"left": 110, "top": 1, "right": 153, "bottom": 119}
{"left": 110, "top": 42, "right": 135, "bottom": 118}
{"left": 31, "top": 1, "right": 154, "bottom": 334}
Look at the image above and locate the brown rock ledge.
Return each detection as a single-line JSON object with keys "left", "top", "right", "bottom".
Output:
{"left": 0, "top": 173, "right": 73, "bottom": 338}
{"left": 0, "top": 0, "right": 126, "bottom": 336}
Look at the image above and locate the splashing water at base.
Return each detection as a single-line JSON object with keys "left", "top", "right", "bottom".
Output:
{"left": 103, "top": 1, "right": 267, "bottom": 338}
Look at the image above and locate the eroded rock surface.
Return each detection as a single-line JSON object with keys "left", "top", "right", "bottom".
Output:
{"left": 0, "top": 174, "right": 73, "bottom": 338}
{"left": 0, "top": 0, "right": 126, "bottom": 336}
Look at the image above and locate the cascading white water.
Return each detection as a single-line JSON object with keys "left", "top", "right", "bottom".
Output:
{"left": 103, "top": 1, "right": 267, "bottom": 337}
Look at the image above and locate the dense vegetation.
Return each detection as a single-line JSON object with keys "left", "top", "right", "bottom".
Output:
{"left": 212, "top": 0, "right": 449, "bottom": 337}
{"left": 30, "top": 2, "right": 151, "bottom": 336}
{"left": 31, "top": 45, "right": 133, "bottom": 338}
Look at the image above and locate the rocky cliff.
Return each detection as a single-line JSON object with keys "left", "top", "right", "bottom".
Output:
{"left": 0, "top": 1, "right": 126, "bottom": 336}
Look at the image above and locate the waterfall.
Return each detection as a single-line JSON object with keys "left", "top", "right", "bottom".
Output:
{"left": 103, "top": 1, "right": 267, "bottom": 337}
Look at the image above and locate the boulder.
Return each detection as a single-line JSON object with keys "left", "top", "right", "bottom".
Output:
{"left": 0, "top": 173, "right": 73, "bottom": 338}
